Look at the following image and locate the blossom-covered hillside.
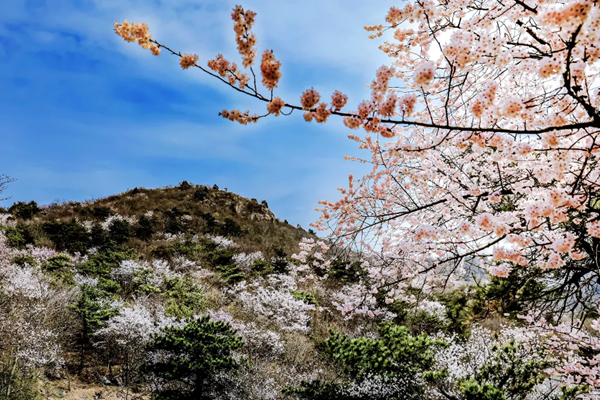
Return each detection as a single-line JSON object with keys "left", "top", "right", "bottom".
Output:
{"left": 0, "top": 182, "right": 596, "bottom": 399}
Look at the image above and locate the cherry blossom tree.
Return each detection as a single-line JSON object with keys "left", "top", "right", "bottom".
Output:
{"left": 114, "top": 0, "right": 600, "bottom": 392}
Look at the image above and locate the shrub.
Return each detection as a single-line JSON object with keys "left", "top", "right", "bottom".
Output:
{"left": 178, "top": 181, "right": 192, "bottom": 190}
{"left": 145, "top": 316, "right": 243, "bottom": 400}
{"left": 11, "top": 254, "right": 38, "bottom": 267}
{"left": 199, "top": 212, "right": 217, "bottom": 233}
{"left": 327, "top": 258, "right": 364, "bottom": 284}
{"left": 8, "top": 201, "right": 41, "bottom": 220}
{"left": 194, "top": 187, "right": 209, "bottom": 201}
{"left": 163, "top": 207, "right": 187, "bottom": 234}
{"left": 91, "top": 206, "right": 112, "bottom": 220}
{"left": 108, "top": 218, "right": 133, "bottom": 244}
{"left": 163, "top": 276, "right": 205, "bottom": 318}
{"left": 291, "top": 290, "right": 319, "bottom": 307}
{"left": 78, "top": 248, "right": 136, "bottom": 279}
{"left": 3, "top": 225, "right": 35, "bottom": 249}
{"left": 291, "top": 323, "right": 447, "bottom": 399}
{"left": 206, "top": 248, "right": 245, "bottom": 284}
{"left": 323, "top": 323, "right": 446, "bottom": 378}
{"left": 0, "top": 355, "right": 39, "bottom": 400}
{"left": 246, "top": 199, "right": 263, "bottom": 214}
{"left": 42, "top": 254, "right": 76, "bottom": 285}
{"left": 384, "top": 300, "right": 449, "bottom": 336}
{"left": 156, "top": 239, "right": 206, "bottom": 261}
{"left": 91, "top": 224, "right": 110, "bottom": 248}
{"left": 221, "top": 218, "right": 242, "bottom": 237}
{"left": 270, "top": 246, "right": 289, "bottom": 274}
{"left": 41, "top": 220, "right": 91, "bottom": 254}
{"left": 97, "top": 277, "right": 121, "bottom": 294}
{"left": 453, "top": 341, "right": 552, "bottom": 400}
{"left": 136, "top": 215, "right": 157, "bottom": 241}
{"left": 250, "top": 259, "right": 273, "bottom": 275}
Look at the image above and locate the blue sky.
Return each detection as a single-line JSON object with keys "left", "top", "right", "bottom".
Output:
{"left": 1, "top": 0, "right": 394, "bottom": 229}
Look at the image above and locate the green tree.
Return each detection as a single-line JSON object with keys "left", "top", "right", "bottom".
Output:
{"left": 290, "top": 322, "right": 447, "bottom": 400}
{"left": 8, "top": 201, "right": 40, "bottom": 220}
{"left": 145, "top": 316, "right": 243, "bottom": 400}
{"left": 455, "top": 341, "right": 551, "bottom": 400}
{"left": 71, "top": 284, "right": 119, "bottom": 371}
{"left": 42, "top": 220, "right": 91, "bottom": 254}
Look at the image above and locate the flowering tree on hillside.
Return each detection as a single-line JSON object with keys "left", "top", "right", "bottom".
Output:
{"left": 115, "top": 0, "right": 600, "bottom": 392}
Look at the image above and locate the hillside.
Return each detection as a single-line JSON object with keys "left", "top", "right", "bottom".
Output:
{"left": 0, "top": 182, "right": 572, "bottom": 400}
{"left": 3, "top": 181, "right": 313, "bottom": 256}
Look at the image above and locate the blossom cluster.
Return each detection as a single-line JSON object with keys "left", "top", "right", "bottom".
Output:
{"left": 260, "top": 50, "right": 282, "bottom": 90}
{"left": 179, "top": 53, "right": 198, "bottom": 70}
{"left": 220, "top": 109, "right": 259, "bottom": 125}
{"left": 231, "top": 5, "right": 257, "bottom": 68}
{"left": 207, "top": 54, "right": 251, "bottom": 89}
{"left": 266, "top": 97, "right": 285, "bottom": 116}
{"left": 114, "top": 20, "right": 160, "bottom": 55}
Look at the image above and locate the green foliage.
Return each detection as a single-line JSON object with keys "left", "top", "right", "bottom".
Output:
{"left": 270, "top": 246, "right": 289, "bottom": 274}
{"left": 8, "top": 201, "right": 41, "bottom": 220}
{"left": 135, "top": 215, "right": 157, "bottom": 241}
{"left": 323, "top": 323, "right": 446, "bottom": 379}
{"left": 203, "top": 247, "right": 245, "bottom": 284}
{"left": 71, "top": 283, "right": 120, "bottom": 369}
{"left": 130, "top": 268, "right": 161, "bottom": 295}
{"left": 0, "top": 355, "right": 39, "bottom": 400}
{"left": 91, "top": 224, "right": 110, "bottom": 248}
{"left": 246, "top": 199, "right": 264, "bottom": 214}
{"left": 386, "top": 300, "right": 448, "bottom": 335}
{"left": 163, "top": 276, "right": 205, "bottom": 318}
{"left": 42, "top": 254, "right": 75, "bottom": 285}
{"left": 41, "top": 220, "right": 91, "bottom": 254}
{"left": 178, "top": 181, "right": 192, "bottom": 190}
{"left": 559, "top": 385, "right": 591, "bottom": 399}
{"left": 290, "top": 290, "right": 319, "bottom": 307}
{"left": 154, "top": 238, "right": 210, "bottom": 261}
{"left": 163, "top": 207, "right": 187, "bottom": 235}
{"left": 215, "top": 263, "right": 245, "bottom": 285}
{"left": 249, "top": 259, "right": 274, "bottom": 275}
{"left": 438, "top": 287, "right": 485, "bottom": 335}
{"left": 78, "top": 248, "right": 136, "bottom": 279}
{"left": 326, "top": 258, "right": 365, "bottom": 283}
{"left": 144, "top": 316, "right": 244, "bottom": 400}
{"left": 221, "top": 218, "right": 242, "bottom": 237}
{"left": 293, "top": 323, "right": 447, "bottom": 399}
{"left": 91, "top": 206, "right": 113, "bottom": 220}
{"left": 3, "top": 225, "right": 35, "bottom": 249}
{"left": 108, "top": 218, "right": 133, "bottom": 244}
{"left": 455, "top": 341, "right": 551, "bottom": 400}
{"left": 72, "top": 284, "right": 119, "bottom": 334}
{"left": 11, "top": 254, "right": 38, "bottom": 267}
{"left": 199, "top": 213, "right": 217, "bottom": 233}
{"left": 479, "top": 269, "right": 547, "bottom": 318}
{"left": 97, "top": 277, "right": 121, "bottom": 294}
{"left": 458, "top": 380, "right": 505, "bottom": 400}
{"left": 193, "top": 187, "right": 209, "bottom": 201}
